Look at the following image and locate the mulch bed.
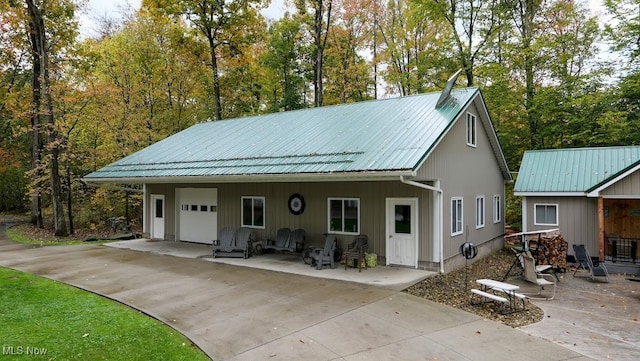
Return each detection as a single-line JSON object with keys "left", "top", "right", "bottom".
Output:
{"left": 403, "top": 248, "right": 544, "bottom": 328}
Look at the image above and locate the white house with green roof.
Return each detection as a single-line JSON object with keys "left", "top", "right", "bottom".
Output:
{"left": 514, "top": 146, "right": 640, "bottom": 262}
{"left": 84, "top": 85, "right": 511, "bottom": 272}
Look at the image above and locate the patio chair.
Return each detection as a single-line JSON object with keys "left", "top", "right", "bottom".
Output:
{"left": 522, "top": 253, "right": 556, "bottom": 300}
{"left": 234, "top": 227, "right": 253, "bottom": 259}
{"left": 344, "top": 235, "right": 368, "bottom": 272}
{"left": 512, "top": 248, "right": 552, "bottom": 273}
{"left": 263, "top": 228, "right": 291, "bottom": 253}
{"left": 212, "top": 227, "right": 252, "bottom": 259}
{"left": 288, "top": 228, "right": 305, "bottom": 252}
{"left": 212, "top": 227, "right": 236, "bottom": 258}
{"left": 310, "top": 234, "right": 337, "bottom": 270}
{"left": 573, "top": 244, "right": 609, "bottom": 282}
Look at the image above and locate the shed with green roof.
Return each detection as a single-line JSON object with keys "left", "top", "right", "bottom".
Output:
{"left": 85, "top": 85, "right": 511, "bottom": 272}
{"left": 514, "top": 146, "right": 640, "bottom": 261}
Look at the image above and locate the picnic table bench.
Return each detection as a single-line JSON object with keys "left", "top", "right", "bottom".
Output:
{"left": 470, "top": 279, "right": 527, "bottom": 314}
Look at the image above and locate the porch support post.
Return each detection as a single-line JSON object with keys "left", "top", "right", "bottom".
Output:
{"left": 598, "top": 196, "right": 605, "bottom": 260}
{"left": 400, "top": 176, "right": 444, "bottom": 273}
{"left": 142, "top": 184, "right": 148, "bottom": 236}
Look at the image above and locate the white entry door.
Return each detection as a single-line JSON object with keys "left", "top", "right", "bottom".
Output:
{"left": 386, "top": 198, "right": 418, "bottom": 268}
{"left": 150, "top": 194, "right": 165, "bottom": 240}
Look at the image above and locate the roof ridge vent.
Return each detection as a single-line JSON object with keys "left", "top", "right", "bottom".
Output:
{"left": 436, "top": 69, "right": 463, "bottom": 108}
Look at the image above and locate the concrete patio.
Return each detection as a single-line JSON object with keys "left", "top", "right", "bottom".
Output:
{"left": 105, "top": 238, "right": 436, "bottom": 291}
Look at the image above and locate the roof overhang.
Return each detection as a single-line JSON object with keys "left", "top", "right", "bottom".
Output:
{"left": 82, "top": 170, "right": 417, "bottom": 185}
{"left": 514, "top": 192, "right": 586, "bottom": 197}
{"left": 474, "top": 93, "right": 512, "bottom": 182}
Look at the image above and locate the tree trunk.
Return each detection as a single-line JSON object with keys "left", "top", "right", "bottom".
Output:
{"left": 522, "top": 0, "right": 539, "bottom": 149}
{"left": 29, "top": 28, "right": 43, "bottom": 228}
{"left": 313, "top": 0, "right": 332, "bottom": 107}
{"left": 313, "top": 1, "right": 323, "bottom": 107}
{"left": 207, "top": 33, "right": 223, "bottom": 120}
{"left": 66, "top": 162, "right": 74, "bottom": 235}
{"left": 26, "top": 0, "right": 68, "bottom": 236}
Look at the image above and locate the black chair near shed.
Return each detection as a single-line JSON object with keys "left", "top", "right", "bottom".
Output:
{"left": 573, "top": 244, "right": 609, "bottom": 282}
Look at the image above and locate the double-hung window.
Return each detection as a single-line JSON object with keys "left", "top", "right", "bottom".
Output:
{"left": 328, "top": 198, "right": 360, "bottom": 234}
{"left": 476, "top": 196, "right": 485, "bottom": 229}
{"left": 451, "top": 197, "right": 463, "bottom": 236}
{"left": 493, "top": 195, "right": 501, "bottom": 223}
{"left": 466, "top": 113, "right": 477, "bottom": 147}
{"left": 534, "top": 204, "right": 558, "bottom": 226}
{"left": 241, "top": 196, "right": 265, "bottom": 228}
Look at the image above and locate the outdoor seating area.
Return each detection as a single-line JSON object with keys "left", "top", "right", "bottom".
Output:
{"left": 471, "top": 230, "right": 566, "bottom": 313}
{"left": 210, "top": 227, "right": 378, "bottom": 273}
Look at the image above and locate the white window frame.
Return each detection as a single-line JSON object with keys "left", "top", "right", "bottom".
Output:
{"left": 241, "top": 196, "right": 265, "bottom": 229}
{"left": 466, "top": 112, "right": 477, "bottom": 147}
{"left": 493, "top": 195, "right": 501, "bottom": 223}
{"left": 476, "top": 195, "right": 485, "bottom": 229}
{"left": 534, "top": 203, "right": 559, "bottom": 226}
{"left": 328, "top": 198, "right": 360, "bottom": 235}
{"left": 451, "top": 197, "right": 463, "bottom": 236}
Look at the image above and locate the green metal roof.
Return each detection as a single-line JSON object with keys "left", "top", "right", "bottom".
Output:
{"left": 85, "top": 87, "right": 507, "bottom": 183}
{"left": 514, "top": 146, "right": 640, "bottom": 195}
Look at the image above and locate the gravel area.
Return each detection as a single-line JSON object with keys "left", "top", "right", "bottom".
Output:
{"left": 404, "top": 248, "right": 544, "bottom": 328}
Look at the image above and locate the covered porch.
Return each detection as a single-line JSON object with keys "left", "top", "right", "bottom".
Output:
{"left": 105, "top": 238, "right": 435, "bottom": 290}
{"left": 599, "top": 198, "right": 640, "bottom": 263}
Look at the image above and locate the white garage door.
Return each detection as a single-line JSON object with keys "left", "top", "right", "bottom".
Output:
{"left": 177, "top": 188, "right": 217, "bottom": 244}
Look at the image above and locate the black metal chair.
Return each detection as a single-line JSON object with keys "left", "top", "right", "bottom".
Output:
{"left": 573, "top": 244, "right": 609, "bottom": 282}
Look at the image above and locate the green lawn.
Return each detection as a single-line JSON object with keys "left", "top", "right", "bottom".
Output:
{"left": 0, "top": 267, "right": 210, "bottom": 360}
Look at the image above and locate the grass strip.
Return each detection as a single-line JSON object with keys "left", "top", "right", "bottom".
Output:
{"left": 0, "top": 267, "right": 210, "bottom": 360}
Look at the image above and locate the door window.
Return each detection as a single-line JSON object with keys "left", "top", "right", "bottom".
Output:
{"left": 155, "top": 198, "right": 163, "bottom": 218}
{"left": 394, "top": 205, "right": 411, "bottom": 234}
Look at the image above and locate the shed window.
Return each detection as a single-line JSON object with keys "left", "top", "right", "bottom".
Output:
{"left": 466, "top": 113, "right": 477, "bottom": 147}
{"left": 242, "top": 196, "right": 265, "bottom": 228}
{"left": 476, "top": 196, "right": 485, "bottom": 229}
{"left": 328, "top": 198, "right": 360, "bottom": 234}
{"left": 451, "top": 197, "right": 463, "bottom": 236}
{"left": 534, "top": 204, "right": 558, "bottom": 226}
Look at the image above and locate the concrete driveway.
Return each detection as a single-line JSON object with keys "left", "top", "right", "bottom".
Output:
{"left": 0, "top": 223, "right": 590, "bottom": 360}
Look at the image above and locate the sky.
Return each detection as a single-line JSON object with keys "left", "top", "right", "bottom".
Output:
{"left": 82, "top": 0, "right": 286, "bottom": 36}
{"left": 82, "top": 0, "right": 608, "bottom": 37}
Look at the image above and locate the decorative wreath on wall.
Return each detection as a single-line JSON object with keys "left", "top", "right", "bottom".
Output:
{"left": 288, "top": 193, "right": 305, "bottom": 215}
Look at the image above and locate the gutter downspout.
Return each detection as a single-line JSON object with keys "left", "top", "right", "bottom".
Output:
{"left": 400, "top": 176, "right": 444, "bottom": 273}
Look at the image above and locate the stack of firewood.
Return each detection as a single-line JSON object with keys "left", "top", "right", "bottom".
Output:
{"left": 530, "top": 233, "right": 568, "bottom": 272}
